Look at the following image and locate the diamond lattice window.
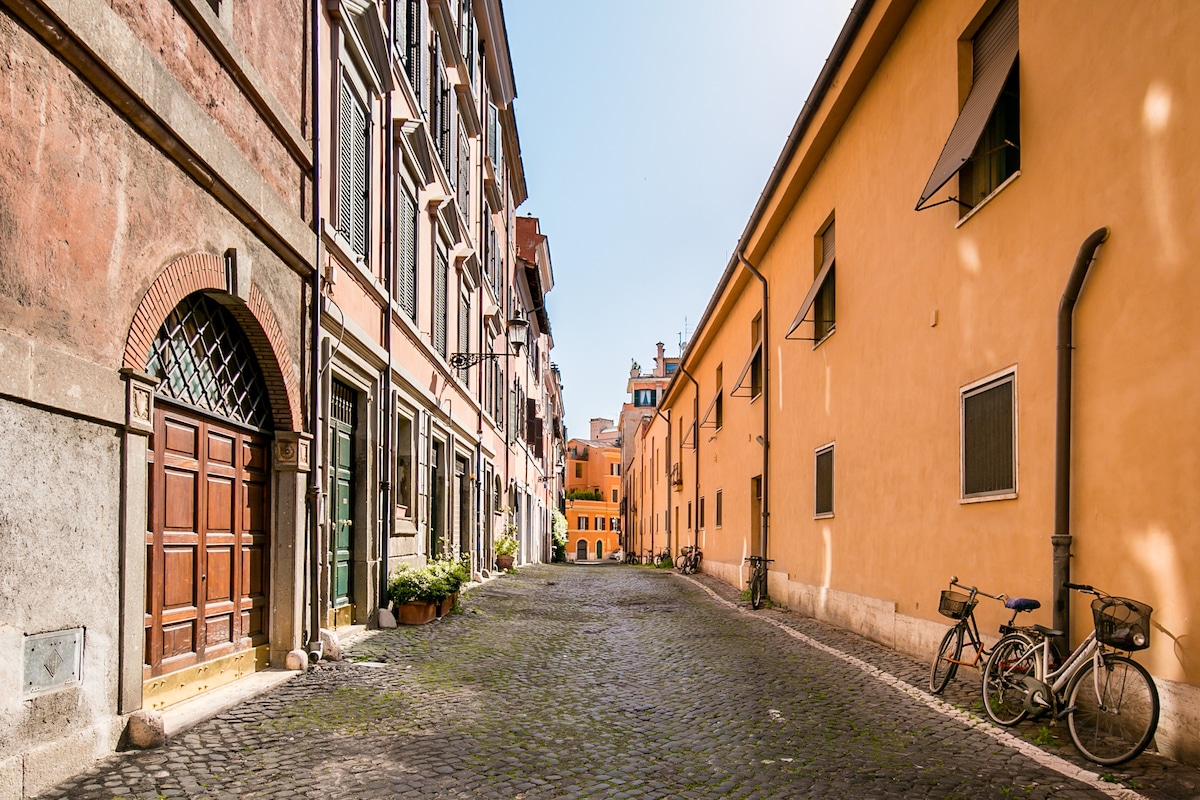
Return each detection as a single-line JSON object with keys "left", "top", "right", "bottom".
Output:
{"left": 145, "top": 293, "right": 273, "bottom": 429}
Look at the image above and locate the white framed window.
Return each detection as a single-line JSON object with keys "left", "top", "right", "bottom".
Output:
{"left": 961, "top": 369, "right": 1017, "bottom": 501}
{"left": 815, "top": 443, "right": 834, "bottom": 518}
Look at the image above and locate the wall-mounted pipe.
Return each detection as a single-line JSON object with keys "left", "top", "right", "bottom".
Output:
{"left": 676, "top": 363, "right": 700, "bottom": 552}
{"left": 737, "top": 253, "right": 770, "bottom": 558}
{"left": 380, "top": 86, "right": 395, "bottom": 611}
{"left": 1052, "top": 226, "right": 1109, "bottom": 644}
{"left": 307, "top": 0, "right": 324, "bottom": 659}
{"left": 653, "top": 406, "right": 671, "bottom": 554}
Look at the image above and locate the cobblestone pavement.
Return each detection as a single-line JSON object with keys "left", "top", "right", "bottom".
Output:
{"left": 38, "top": 565, "right": 1200, "bottom": 799}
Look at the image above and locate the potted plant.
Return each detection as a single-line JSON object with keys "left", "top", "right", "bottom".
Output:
{"left": 388, "top": 564, "right": 437, "bottom": 625}
{"left": 428, "top": 555, "right": 470, "bottom": 616}
{"left": 495, "top": 523, "right": 519, "bottom": 571}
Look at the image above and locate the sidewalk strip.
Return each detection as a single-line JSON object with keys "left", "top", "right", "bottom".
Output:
{"left": 682, "top": 576, "right": 1149, "bottom": 800}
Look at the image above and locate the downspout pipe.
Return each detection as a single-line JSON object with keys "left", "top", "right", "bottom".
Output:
{"left": 677, "top": 363, "right": 700, "bottom": 552}
{"left": 1052, "top": 226, "right": 1109, "bottom": 644}
{"left": 307, "top": 0, "right": 324, "bottom": 661}
{"left": 737, "top": 253, "right": 770, "bottom": 558}
{"left": 380, "top": 89, "right": 395, "bottom": 612}
{"left": 653, "top": 407, "right": 671, "bottom": 555}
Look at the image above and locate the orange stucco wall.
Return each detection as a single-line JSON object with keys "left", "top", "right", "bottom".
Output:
{"left": 634, "top": 0, "right": 1200, "bottom": 762}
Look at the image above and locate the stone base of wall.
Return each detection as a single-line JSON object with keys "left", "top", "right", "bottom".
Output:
{"left": 1, "top": 717, "right": 125, "bottom": 799}
{"left": 704, "top": 561, "right": 1200, "bottom": 769}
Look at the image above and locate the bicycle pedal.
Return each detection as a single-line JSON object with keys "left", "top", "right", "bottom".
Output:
{"left": 1056, "top": 706, "right": 1076, "bottom": 720}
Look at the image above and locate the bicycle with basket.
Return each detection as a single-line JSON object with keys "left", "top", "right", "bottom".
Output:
{"left": 930, "top": 576, "right": 1039, "bottom": 694}
{"left": 981, "top": 582, "right": 1159, "bottom": 765}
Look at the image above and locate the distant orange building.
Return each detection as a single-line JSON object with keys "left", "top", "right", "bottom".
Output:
{"left": 565, "top": 422, "right": 622, "bottom": 561}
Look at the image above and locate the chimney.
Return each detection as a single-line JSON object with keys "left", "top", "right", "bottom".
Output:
{"left": 655, "top": 342, "right": 665, "bottom": 376}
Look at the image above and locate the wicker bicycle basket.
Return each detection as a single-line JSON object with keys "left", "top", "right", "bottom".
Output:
{"left": 938, "top": 590, "right": 977, "bottom": 620}
{"left": 1092, "top": 596, "right": 1153, "bottom": 651}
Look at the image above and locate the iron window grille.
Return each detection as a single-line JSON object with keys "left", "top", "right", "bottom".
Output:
{"left": 145, "top": 293, "right": 273, "bottom": 430}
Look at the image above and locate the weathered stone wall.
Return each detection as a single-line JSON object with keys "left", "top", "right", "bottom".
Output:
{"left": 0, "top": 399, "right": 124, "bottom": 798}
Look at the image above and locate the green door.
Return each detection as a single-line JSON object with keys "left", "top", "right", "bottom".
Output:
{"left": 331, "top": 381, "right": 356, "bottom": 613}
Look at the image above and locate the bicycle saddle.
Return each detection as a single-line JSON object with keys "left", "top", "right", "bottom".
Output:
{"left": 1005, "top": 597, "right": 1041, "bottom": 612}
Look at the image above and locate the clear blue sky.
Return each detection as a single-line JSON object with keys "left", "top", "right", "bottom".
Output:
{"left": 504, "top": 1, "right": 855, "bottom": 440}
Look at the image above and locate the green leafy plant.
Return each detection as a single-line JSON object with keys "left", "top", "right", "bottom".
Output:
{"left": 387, "top": 556, "right": 470, "bottom": 604}
{"left": 565, "top": 489, "right": 603, "bottom": 501}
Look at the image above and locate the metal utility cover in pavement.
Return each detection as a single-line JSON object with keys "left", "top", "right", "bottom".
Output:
{"left": 23, "top": 628, "right": 84, "bottom": 696}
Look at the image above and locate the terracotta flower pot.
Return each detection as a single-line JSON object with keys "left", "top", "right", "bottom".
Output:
{"left": 396, "top": 600, "right": 437, "bottom": 625}
{"left": 496, "top": 554, "right": 514, "bottom": 570}
{"left": 437, "top": 592, "right": 458, "bottom": 617}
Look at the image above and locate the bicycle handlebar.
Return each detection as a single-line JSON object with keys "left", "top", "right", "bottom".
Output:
{"left": 948, "top": 576, "right": 1006, "bottom": 602}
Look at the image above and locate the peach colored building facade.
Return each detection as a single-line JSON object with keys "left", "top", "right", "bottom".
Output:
{"left": 565, "top": 437, "right": 621, "bottom": 561}
{"left": 628, "top": 0, "right": 1200, "bottom": 765}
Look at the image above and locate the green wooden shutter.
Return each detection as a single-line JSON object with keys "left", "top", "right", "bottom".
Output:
{"left": 434, "top": 249, "right": 448, "bottom": 357}
{"left": 398, "top": 185, "right": 417, "bottom": 319}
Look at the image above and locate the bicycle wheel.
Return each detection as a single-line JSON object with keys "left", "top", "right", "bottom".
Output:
{"left": 930, "top": 626, "right": 963, "bottom": 694}
{"left": 982, "top": 634, "right": 1040, "bottom": 726}
{"left": 1066, "top": 654, "right": 1159, "bottom": 765}
{"left": 750, "top": 570, "right": 765, "bottom": 609}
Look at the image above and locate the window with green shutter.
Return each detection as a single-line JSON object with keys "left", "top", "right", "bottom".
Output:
{"left": 337, "top": 73, "right": 369, "bottom": 263}
{"left": 434, "top": 249, "right": 448, "bottom": 357}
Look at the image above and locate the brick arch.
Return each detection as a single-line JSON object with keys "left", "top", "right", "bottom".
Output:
{"left": 124, "top": 252, "right": 302, "bottom": 431}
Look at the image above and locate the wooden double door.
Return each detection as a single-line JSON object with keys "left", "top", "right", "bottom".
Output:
{"left": 145, "top": 405, "right": 270, "bottom": 678}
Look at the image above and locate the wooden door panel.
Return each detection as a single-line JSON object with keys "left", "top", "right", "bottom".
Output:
{"left": 147, "top": 404, "right": 271, "bottom": 679}
{"left": 164, "top": 419, "right": 197, "bottom": 456}
{"left": 206, "top": 476, "right": 233, "bottom": 532}
{"left": 206, "top": 545, "right": 234, "bottom": 602}
{"left": 163, "top": 547, "right": 196, "bottom": 608}
{"left": 163, "top": 469, "right": 197, "bottom": 530}
{"left": 208, "top": 431, "right": 234, "bottom": 465}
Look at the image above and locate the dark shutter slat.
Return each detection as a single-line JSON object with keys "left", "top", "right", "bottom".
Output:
{"left": 815, "top": 448, "right": 834, "bottom": 515}
{"left": 963, "top": 378, "right": 1014, "bottom": 495}
{"left": 352, "top": 96, "right": 369, "bottom": 261}
{"left": 916, "top": 0, "right": 1018, "bottom": 208}
{"left": 399, "top": 186, "right": 417, "bottom": 319}
{"left": 337, "top": 77, "right": 353, "bottom": 244}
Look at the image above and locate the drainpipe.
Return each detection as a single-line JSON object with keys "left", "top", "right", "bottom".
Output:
{"left": 380, "top": 88, "right": 395, "bottom": 612}
{"left": 307, "top": 0, "right": 325, "bottom": 661}
{"left": 654, "top": 407, "right": 671, "bottom": 554}
{"left": 677, "top": 363, "right": 700, "bottom": 552}
{"left": 1052, "top": 226, "right": 1109, "bottom": 644}
{"left": 737, "top": 253, "right": 769, "bottom": 558}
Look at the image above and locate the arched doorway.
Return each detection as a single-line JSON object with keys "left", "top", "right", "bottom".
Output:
{"left": 142, "top": 292, "right": 273, "bottom": 682}
{"left": 575, "top": 539, "right": 588, "bottom": 561}
{"left": 595, "top": 540, "right": 603, "bottom": 560}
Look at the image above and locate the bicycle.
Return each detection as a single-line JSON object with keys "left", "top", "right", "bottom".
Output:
{"left": 676, "top": 545, "right": 703, "bottom": 575}
{"left": 744, "top": 556, "right": 773, "bottom": 609}
{"left": 623, "top": 550, "right": 640, "bottom": 565}
{"left": 981, "top": 582, "right": 1159, "bottom": 765}
{"left": 929, "top": 576, "right": 1040, "bottom": 694}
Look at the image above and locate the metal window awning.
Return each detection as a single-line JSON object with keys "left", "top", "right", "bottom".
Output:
{"left": 680, "top": 418, "right": 697, "bottom": 450}
{"left": 699, "top": 389, "right": 721, "bottom": 428}
{"left": 915, "top": 0, "right": 1018, "bottom": 211}
{"left": 786, "top": 256, "right": 835, "bottom": 340}
{"left": 731, "top": 341, "right": 763, "bottom": 397}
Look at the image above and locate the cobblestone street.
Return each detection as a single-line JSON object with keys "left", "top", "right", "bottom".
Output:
{"left": 39, "top": 566, "right": 1200, "bottom": 800}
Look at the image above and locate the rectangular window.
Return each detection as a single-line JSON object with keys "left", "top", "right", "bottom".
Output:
{"left": 813, "top": 220, "right": 835, "bottom": 342}
{"left": 456, "top": 285, "right": 470, "bottom": 384}
{"left": 575, "top": 462, "right": 583, "bottom": 479}
{"left": 578, "top": 515, "right": 589, "bottom": 531}
{"left": 699, "top": 496, "right": 706, "bottom": 529}
{"left": 687, "top": 501, "right": 693, "bottom": 530}
{"left": 715, "top": 489, "right": 723, "bottom": 528}
{"left": 962, "top": 371, "right": 1016, "bottom": 499}
{"left": 715, "top": 365, "right": 724, "bottom": 429}
{"left": 815, "top": 444, "right": 834, "bottom": 518}
{"left": 396, "top": 182, "right": 417, "bottom": 320}
{"left": 487, "top": 103, "right": 499, "bottom": 165}
{"left": 395, "top": 413, "right": 413, "bottom": 517}
{"left": 596, "top": 517, "right": 605, "bottom": 531}
{"left": 750, "top": 314, "right": 763, "bottom": 398}
{"left": 611, "top": 488, "right": 618, "bottom": 503}
{"left": 917, "top": 0, "right": 1019, "bottom": 212}
{"left": 336, "top": 73, "right": 369, "bottom": 263}
{"left": 633, "top": 388, "right": 655, "bottom": 407}
{"left": 433, "top": 249, "right": 448, "bottom": 357}
{"left": 400, "top": 0, "right": 422, "bottom": 106}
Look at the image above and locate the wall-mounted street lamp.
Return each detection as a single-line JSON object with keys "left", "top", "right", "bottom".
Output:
{"left": 449, "top": 314, "right": 529, "bottom": 370}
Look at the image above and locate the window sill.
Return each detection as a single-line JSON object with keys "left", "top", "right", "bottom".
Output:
{"left": 955, "top": 170, "right": 1021, "bottom": 229}
{"left": 960, "top": 491, "right": 1017, "bottom": 504}
{"left": 812, "top": 327, "right": 836, "bottom": 349}
{"left": 814, "top": 512, "right": 835, "bottom": 520}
